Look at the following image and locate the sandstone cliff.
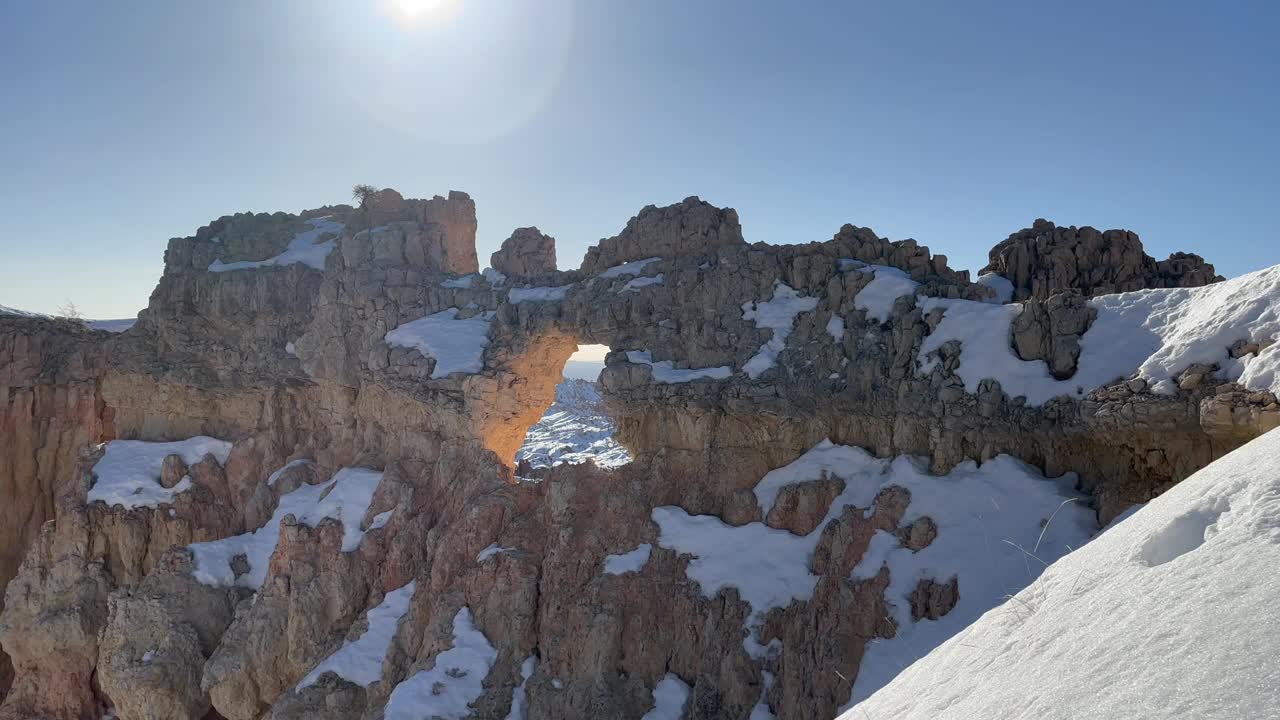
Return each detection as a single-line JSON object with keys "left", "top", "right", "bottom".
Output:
{"left": 0, "top": 191, "right": 1274, "bottom": 719}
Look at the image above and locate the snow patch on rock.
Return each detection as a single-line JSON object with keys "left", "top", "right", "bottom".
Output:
{"left": 627, "top": 350, "right": 732, "bottom": 383}
{"left": 209, "top": 216, "right": 343, "bottom": 272}
{"left": 297, "top": 581, "right": 416, "bottom": 690}
{"left": 385, "top": 308, "right": 494, "bottom": 379}
{"left": 384, "top": 608, "right": 498, "bottom": 720}
{"left": 87, "top": 437, "right": 233, "bottom": 509}
{"left": 741, "top": 282, "right": 819, "bottom": 378}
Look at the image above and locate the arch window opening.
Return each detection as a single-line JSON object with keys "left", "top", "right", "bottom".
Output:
{"left": 514, "top": 344, "right": 631, "bottom": 478}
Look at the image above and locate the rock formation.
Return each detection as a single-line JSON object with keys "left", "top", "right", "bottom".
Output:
{"left": 984, "top": 218, "right": 1223, "bottom": 301}
{"left": 0, "top": 189, "right": 1274, "bottom": 719}
{"left": 491, "top": 227, "right": 557, "bottom": 279}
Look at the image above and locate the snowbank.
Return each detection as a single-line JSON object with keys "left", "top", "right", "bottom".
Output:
{"left": 384, "top": 608, "right": 498, "bottom": 720}
{"left": 87, "top": 437, "right": 233, "bottom": 509}
{"left": 384, "top": 308, "right": 494, "bottom": 379}
{"left": 626, "top": 350, "right": 732, "bottom": 383}
{"left": 653, "top": 440, "right": 1095, "bottom": 676}
{"left": 297, "top": 581, "right": 416, "bottom": 690}
{"left": 621, "top": 274, "right": 664, "bottom": 292}
{"left": 844, "top": 428, "right": 1280, "bottom": 720}
{"left": 741, "top": 283, "right": 819, "bottom": 378}
{"left": 189, "top": 466, "right": 383, "bottom": 588}
{"left": 209, "top": 216, "right": 343, "bottom": 272}
{"left": 919, "top": 264, "right": 1280, "bottom": 404}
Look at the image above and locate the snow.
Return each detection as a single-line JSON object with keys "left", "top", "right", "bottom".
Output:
{"left": 741, "top": 283, "right": 819, "bottom": 378}
{"left": 266, "top": 458, "right": 313, "bottom": 487}
{"left": 621, "top": 274, "right": 664, "bottom": 292}
{"left": 844, "top": 429, "right": 1280, "bottom": 720}
{"left": 141, "top": 650, "right": 156, "bottom": 663}
{"left": 641, "top": 674, "right": 691, "bottom": 720}
{"left": 476, "top": 544, "right": 515, "bottom": 562}
{"left": 508, "top": 284, "right": 575, "bottom": 304}
{"left": 384, "top": 607, "right": 498, "bottom": 720}
{"left": 370, "top": 509, "right": 394, "bottom": 529}
{"left": 598, "top": 257, "right": 660, "bottom": 279}
{"left": 384, "top": 308, "right": 494, "bottom": 379}
{"left": 0, "top": 304, "right": 41, "bottom": 317}
{"left": 826, "top": 314, "right": 845, "bottom": 342}
{"left": 297, "top": 581, "right": 417, "bottom": 690}
{"left": 750, "top": 671, "right": 777, "bottom": 720}
{"left": 603, "top": 544, "right": 652, "bottom": 575}
{"left": 0, "top": 304, "right": 136, "bottom": 332}
{"left": 653, "top": 439, "right": 1094, "bottom": 672}
{"left": 626, "top": 350, "right": 732, "bottom": 383}
{"left": 482, "top": 267, "right": 507, "bottom": 286}
{"left": 441, "top": 274, "right": 479, "bottom": 288}
{"left": 86, "top": 437, "right": 234, "bottom": 509}
{"left": 843, "top": 262, "right": 920, "bottom": 323}
{"left": 515, "top": 379, "right": 631, "bottom": 469}
{"left": 208, "top": 216, "right": 343, "bottom": 272}
{"left": 976, "top": 272, "right": 1015, "bottom": 303}
{"left": 189, "top": 467, "right": 383, "bottom": 588}
{"left": 284, "top": 341, "right": 297, "bottom": 356}
{"left": 504, "top": 655, "right": 538, "bottom": 720}
{"left": 919, "top": 264, "right": 1280, "bottom": 404}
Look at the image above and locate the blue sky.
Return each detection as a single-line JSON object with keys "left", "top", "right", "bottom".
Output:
{"left": 1, "top": 0, "right": 1277, "bottom": 318}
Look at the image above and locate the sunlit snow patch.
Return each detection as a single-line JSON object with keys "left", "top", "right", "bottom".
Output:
{"left": 384, "top": 607, "right": 498, "bottom": 720}
{"left": 87, "top": 437, "right": 233, "bottom": 509}
{"left": 189, "top": 467, "right": 383, "bottom": 589}
{"left": 515, "top": 379, "right": 631, "bottom": 469}
{"left": 652, "top": 439, "right": 1095, "bottom": 684}
{"left": 976, "top": 272, "right": 1015, "bottom": 303}
{"left": 839, "top": 260, "right": 921, "bottom": 323}
{"left": 842, "top": 428, "right": 1280, "bottom": 719}
{"left": 603, "top": 544, "right": 652, "bottom": 575}
{"left": 385, "top": 308, "right": 494, "bottom": 379}
{"left": 297, "top": 581, "right": 417, "bottom": 690}
{"left": 597, "top": 257, "right": 660, "bottom": 279}
{"left": 918, "top": 264, "right": 1280, "bottom": 404}
{"left": 208, "top": 216, "right": 343, "bottom": 272}
{"left": 626, "top": 350, "right": 731, "bottom": 383}
{"left": 741, "top": 282, "right": 819, "bottom": 378}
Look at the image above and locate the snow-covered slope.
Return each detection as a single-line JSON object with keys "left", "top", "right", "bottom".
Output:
{"left": 843, "top": 428, "right": 1280, "bottom": 720}
{"left": 515, "top": 379, "right": 630, "bottom": 470}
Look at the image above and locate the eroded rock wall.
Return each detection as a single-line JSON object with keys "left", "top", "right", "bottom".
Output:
{"left": 0, "top": 190, "right": 1272, "bottom": 720}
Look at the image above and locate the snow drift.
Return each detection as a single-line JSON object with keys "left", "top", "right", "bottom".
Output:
{"left": 843, "top": 428, "right": 1280, "bottom": 720}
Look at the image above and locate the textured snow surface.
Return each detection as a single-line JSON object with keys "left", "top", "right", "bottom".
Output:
{"left": 515, "top": 379, "right": 631, "bottom": 469}
{"left": 641, "top": 674, "right": 692, "bottom": 720}
{"left": 653, "top": 440, "right": 1095, "bottom": 674}
{"left": 384, "top": 308, "right": 494, "bottom": 379}
{"left": 441, "top": 274, "right": 478, "bottom": 288}
{"left": 603, "top": 544, "right": 652, "bottom": 575}
{"left": 209, "top": 216, "right": 343, "bottom": 272}
{"left": 87, "top": 437, "right": 233, "bottom": 509}
{"left": 384, "top": 608, "right": 498, "bottom": 720}
{"left": 189, "top": 467, "right": 383, "bottom": 588}
{"left": 266, "top": 458, "right": 313, "bottom": 487}
{"left": 976, "top": 272, "right": 1015, "bottom": 303}
{"left": 741, "top": 282, "right": 819, "bottom": 378}
{"left": 476, "top": 544, "right": 515, "bottom": 562}
{"left": 626, "top": 350, "right": 732, "bottom": 383}
{"left": 845, "top": 429, "right": 1280, "bottom": 720}
{"left": 919, "top": 264, "right": 1280, "bottom": 404}
{"left": 842, "top": 261, "right": 921, "bottom": 323}
{"left": 504, "top": 655, "right": 538, "bottom": 720}
{"left": 297, "top": 581, "right": 416, "bottom": 690}
{"left": 621, "top": 274, "right": 664, "bottom": 292}
{"left": 597, "top": 257, "right": 660, "bottom": 279}
{"left": 508, "top": 284, "right": 575, "bottom": 304}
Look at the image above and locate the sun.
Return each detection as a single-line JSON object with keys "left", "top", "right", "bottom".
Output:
{"left": 394, "top": 0, "right": 445, "bottom": 19}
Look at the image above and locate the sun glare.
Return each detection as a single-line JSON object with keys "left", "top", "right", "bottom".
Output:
{"left": 394, "top": 0, "right": 444, "bottom": 20}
